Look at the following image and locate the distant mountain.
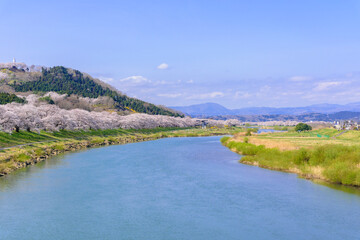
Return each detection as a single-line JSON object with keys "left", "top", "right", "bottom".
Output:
{"left": 211, "top": 111, "right": 360, "bottom": 122}
{"left": 171, "top": 102, "right": 360, "bottom": 117}
{"left": 171, "top": 103, "right": 233, "bottom": 116}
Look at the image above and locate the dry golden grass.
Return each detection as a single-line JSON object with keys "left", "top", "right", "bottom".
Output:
{"left": 234, "top": 135, "right": 298, "bottom": 151}
{"left": 232, "top": 128, "right": 360, "bottom": 151}
{"left": 223, "top": 128, "right": 360, "bottom": 187}
{"left": 308, "top": 166, "right": 325, "bottom": 179}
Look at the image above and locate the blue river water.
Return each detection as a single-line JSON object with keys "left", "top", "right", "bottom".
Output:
{"left": 0, "top": 136, "right": 360, "bottom": 240}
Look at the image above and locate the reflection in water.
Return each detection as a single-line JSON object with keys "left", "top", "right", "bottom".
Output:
{"left": 312, "top": 179, "right": 360, "bottom": 196}
{"left": 0, "top": 154, "right": 67, "bottom": 191}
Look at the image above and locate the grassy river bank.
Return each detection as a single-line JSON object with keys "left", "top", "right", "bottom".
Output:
{"left": 221, "top": 128, "right": 360, "bottom": 187}
{"left": 0, "top": 127, "right": 241, "bottom": 176}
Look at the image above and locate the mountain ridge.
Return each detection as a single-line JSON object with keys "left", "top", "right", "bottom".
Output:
{"left": 171, "top": 102, "right": 360, "bottom": 117}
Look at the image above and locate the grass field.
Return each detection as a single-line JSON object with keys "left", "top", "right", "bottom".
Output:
{"left": 234, "top": 128, "right": 360, "bottom": 150}
{"left": 222, "top": 128, "right": 360, "bottom": 187}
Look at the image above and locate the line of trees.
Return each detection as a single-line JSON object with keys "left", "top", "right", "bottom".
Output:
{"left": 0, "top": 96, "right": 240, "bottom": 133}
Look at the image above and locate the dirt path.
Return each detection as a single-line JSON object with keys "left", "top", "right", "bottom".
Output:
{"left": 332, "top": 130, "right": 348, "bottom": 139}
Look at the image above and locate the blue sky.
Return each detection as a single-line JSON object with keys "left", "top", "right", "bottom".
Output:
{"left": 1, "top": 0, "right": 360, "bottom": 108}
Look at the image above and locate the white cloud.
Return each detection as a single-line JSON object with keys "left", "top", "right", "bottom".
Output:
{"left": 314, "top": 81, "right": 347, "bottom": 91}
{"left": 154, "top": 80, "right": 169, "bottom": 85}
{"left": 186, "top": 79, "right": 194, "bottom": 84}
{"left": 119, "top": 76, "right": 151, "bottom": 84}
{"left": 187, "top": 91, "right": 224, "bottom": 100}
{"left": 157, "top": 93, "right": 182, "bottom": 98}
{"left": 289, "top": 76, "right": 313, "bottom": 81}
{"left": 98, "top": 76, "right": 114, "bottom": 83}
{"left": 157, "top": 63, "right": 169, "bottom": 70}
{"left": 235, "top": 91, "right": 252, "bottom": 99}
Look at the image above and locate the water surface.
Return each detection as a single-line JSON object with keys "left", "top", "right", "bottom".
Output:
{"left": 0, "top": 136, "right": 360, "bottom": 240}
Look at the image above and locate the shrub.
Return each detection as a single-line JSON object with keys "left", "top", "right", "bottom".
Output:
{"left": 34, "top": 149, "right": 45, "bottom": 156}
{"left": 293, "top": 148, "right": 310, "bottom": 165}
{"left": 323, "top": 162, "right": 359, "bottom": 185}
{"left": 39, "top": 96, "right": 55, "bottom": 104}
{"left": 245, "top": 129, "right": 252, "bottom": 136}
{"left": 220, "top": 136, "right": 230, "bottom": 144}
{"left": 90, "top": 138, "right": 104, "bottom": 144}
{"left": 15, "top": 153, "right": 31, "bottom": 162}
{"left": 227, "top": 141, "right": 265, "bottom": 155}
{"left": 53, "top": 143, "right": 65, "bottom": 150}
{"left": 295, "top": 123, "right": 312, "bottom": 132}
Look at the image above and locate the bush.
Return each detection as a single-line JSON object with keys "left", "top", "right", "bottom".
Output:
{"left": 226, "top": 140, "right": 265, "bottom": 155}
{"left": 220, "top": 136, "right": 230, "bottom": 144}
{"left": 323, "top": 162, "right": 359, "bottom": 185}
{"left": 295, "top": 123, "right": 312, "bottom": 132}
{"left": 245, "top": 129, "right": 252, "bottom": 136}
{"left": 16, "top": 153, "right": 31, "bottom": 162}
{"left": 293, "top": 148, "right": 310, "bottom": 164}
{"left": 39, "top": 96, "right": 55, "bottom": 104}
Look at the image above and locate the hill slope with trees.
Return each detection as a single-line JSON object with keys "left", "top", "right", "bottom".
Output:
{"left": 0, "top": 93, "right": 26, "bottom": 104}
{"left": 1, "top": 65, "right": 181, "bottom": 117}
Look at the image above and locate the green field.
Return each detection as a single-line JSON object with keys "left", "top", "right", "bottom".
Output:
{"left": 247, "top": 128, "right": 360, "bottom": 149}
{"left": 222, "top": 128, "right": 360, "bottom": 187}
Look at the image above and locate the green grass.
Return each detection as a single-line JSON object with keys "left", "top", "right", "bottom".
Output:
{"left": 268, "top": 128, "right": 339, "bottom": 138}
{"left": 0, "top": 127, "right": 204, "bottom": 148}
{"left": 248, "top": 128, "right": 360, "bottom": 149}
{"left": 15, "top": 153, "right": 31, "bottom": 163}
{"left": 222, "top": 136, "right": 360, "bottom": 187}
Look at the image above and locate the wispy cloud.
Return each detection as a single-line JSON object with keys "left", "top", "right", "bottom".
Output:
{"left": 234, "top": 91, "right": 252, "bottom": 99}
{"left": 119, "top": 75, "right": 151, "bottom": 84}
{"left": 157, "top": 63, "right": 169, "bottom": 70}
{"left": 314, "top": 81, "right": 348, "bottom": 91}
{"left": 97, "top": 76, "right": 114, "bottom": 83}
{"left": 157, "top": 93, "right": 182, "bottom": 98}
{"left": 97, "top": 71, "right": 360, "bottom": 108}
{"left": 186, "top": 91, "right": 224, "bottom": 100}
{"left": 289, "top": 76, "right": 313, "bottom": 82}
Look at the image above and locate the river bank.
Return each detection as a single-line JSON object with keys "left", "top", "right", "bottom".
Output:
{"left": 0, "top": 127, "right": 241, "bottom": 176}
{"left": 221, "top": 129, "right": 360, "bottom": 187}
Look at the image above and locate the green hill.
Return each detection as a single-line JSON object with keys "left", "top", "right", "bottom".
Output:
{"left": 1, "top": 66, "right": 182, "bottom": 117}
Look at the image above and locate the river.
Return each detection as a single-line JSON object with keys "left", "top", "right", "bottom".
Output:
{"left": 0, "top": 136, "right": 360, "bottom": 239}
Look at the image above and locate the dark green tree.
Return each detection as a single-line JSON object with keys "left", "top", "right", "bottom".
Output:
{"left": 0, "top": 93, "right": 26, "bottom": 104}
{"left": 295, "top": 123, "right": 312, "bottom": 132}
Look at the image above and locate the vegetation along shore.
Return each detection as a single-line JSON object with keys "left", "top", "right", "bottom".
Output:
{"left": 0, "top": 127, "right": 241, "bottom": 176}
{"left": 221, "top": 127, "right": 360, "bottom": 187}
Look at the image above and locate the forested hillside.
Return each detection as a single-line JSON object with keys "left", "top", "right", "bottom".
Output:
{"left": 11, "top": 66, "right": 182, "bottom": 117}
{"left": 0, "top": 92, "right": 26, "bottom": 105}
